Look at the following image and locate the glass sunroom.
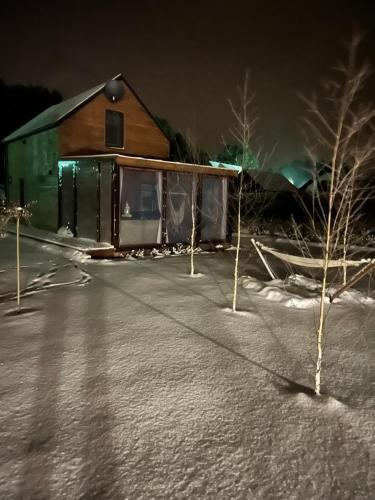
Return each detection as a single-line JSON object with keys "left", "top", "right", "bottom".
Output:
{"left": 119, "top": 168, "right": 163, "bottom": 246}
{"left": 58, "top": 154, "right": 236, "bottom": 250}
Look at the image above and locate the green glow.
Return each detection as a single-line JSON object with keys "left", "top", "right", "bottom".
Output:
{"left": 58, "top": 160, "right": 77, "bottom": 174}
{"left": 279, "top": 163, "right": 312, "bottom": 189}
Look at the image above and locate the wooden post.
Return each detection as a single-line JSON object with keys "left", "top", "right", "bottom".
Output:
{"left": 251, "top": 238, "right": 276, "bottom": 280}
{"left": 329, "top": 259, "right": 375, "bottom": 303}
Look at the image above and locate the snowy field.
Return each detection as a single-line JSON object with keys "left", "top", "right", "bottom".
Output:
{"left": 0, "top": 234, "right": 374, "bottom": 499}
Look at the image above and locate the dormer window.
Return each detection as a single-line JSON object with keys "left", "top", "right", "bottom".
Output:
{"left": 105, "top": 110, "right": 124, "bottom": 148}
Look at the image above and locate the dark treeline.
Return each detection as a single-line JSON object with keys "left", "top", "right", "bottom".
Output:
{"left": 154, "top": 116, "right": 210, "bottom": 165}
{"left": 0, "top": 80, "right": 62, "bottom": 185}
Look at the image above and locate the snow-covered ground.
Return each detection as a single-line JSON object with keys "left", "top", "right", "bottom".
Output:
{"left": 0, "top": 235, "right": 374, "bottom": 499}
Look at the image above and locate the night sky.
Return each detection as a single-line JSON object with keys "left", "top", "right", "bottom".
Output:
{"left": 2, "top": 0, "right": 375, "bottom": 168}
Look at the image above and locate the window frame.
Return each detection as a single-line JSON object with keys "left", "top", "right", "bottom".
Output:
{"left": 105, "top": 109, "right": 124, "bottom": 149}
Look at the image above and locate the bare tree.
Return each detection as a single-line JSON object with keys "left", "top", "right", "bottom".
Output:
{"left": 0, "top": 202, "right": 32, "bottom": 308}
{"left": 227, "top": 72, "right": 260, "bottom": 311}
{"left": 189, "top": 174, "right": 198, "bottom": 276}
{"left": 299, "top": 34, "right": 375, "bottom": 394}
{"left": 185, "top": 134, "right": 204, "bottom": 277}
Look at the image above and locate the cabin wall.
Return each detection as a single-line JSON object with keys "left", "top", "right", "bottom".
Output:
{"left": 59, "top": 82, "right": 169, "bottom": 159}
{"left": 6, "top": 128, "right": 59, "bottom": 231}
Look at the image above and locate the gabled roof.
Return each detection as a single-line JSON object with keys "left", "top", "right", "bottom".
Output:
{"left": 247, "top": 170, "right": 298, "bottom": 192}
{"left": 3, "top": 73, "right": 169, "bottom": 144}
{"left": 210, "top": 161, "right": 297, "bottom": 192}
{"left": 2, "top": 77, "right": 117, "bottom": 143}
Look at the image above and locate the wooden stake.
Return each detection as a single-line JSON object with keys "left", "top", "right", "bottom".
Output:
{"left": 330, "top": 259, "right": 375, "bottom": 303}
{"left": 251, "top": 238, "right": 276, "bottom": 280}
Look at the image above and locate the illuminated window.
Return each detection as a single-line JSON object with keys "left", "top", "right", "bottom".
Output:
{"left": 105, "top": 110, "right": 124, "bottom": 148}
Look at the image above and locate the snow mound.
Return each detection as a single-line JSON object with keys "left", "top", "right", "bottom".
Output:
{"left": 57, "top": 226, "right": 74, "bottom": 237}
{"left": 179, "top": 272, "right": 205, "bottom": 278}
{"left": 221, "top": 307, "right": 256, "bottom": 317}
{"left": 68, "top": 250, "right": 92, "bottom": 263}
{"left": 240, "top": 274, "right": 374, "bottom": 309}
{"left": 326, "top": 396, "right": 346, "bottom": 411}
{"left": 335, "top": 289, "right": 375, "bottom": 306}
{"left": 295, "top": 392, "right": 346, "bottom": 412}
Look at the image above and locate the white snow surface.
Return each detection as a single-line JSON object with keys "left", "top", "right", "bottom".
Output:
{"left": 57, "top": 226, "right": 74, "bottom": 238}
{"left": 0, "top": 235, "right": 374, "bottom": 499}
{"left": 240, "top": 273, "right": 375, "bottom": 309}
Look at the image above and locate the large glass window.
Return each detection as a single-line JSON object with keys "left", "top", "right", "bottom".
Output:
{"left": 119, "top": 168, "right": 162, "bottom": 246}
{"left": 105, "top": 110, "right": 124, "bottom": 148}
{"left": 166, "top": 172, "right": 195, "bottom": 244}
{"left": 200, "top": 176, "right": 227, "bottom": 241}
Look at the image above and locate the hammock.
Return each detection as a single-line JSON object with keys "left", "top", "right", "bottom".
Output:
{"left": 254, "top": 240, "right": 369, "bottom": 268}
{"left": 167, "top": 191, "right": 187, "bottom": 227}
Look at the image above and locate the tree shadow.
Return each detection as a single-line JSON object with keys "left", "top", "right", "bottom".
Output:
{"left": 241, "top": 283, "right": 314, "bottom": 382}
{"left": 273, "top": 380, "right": 316, "bottom": 397}
{"left": 18, "top": 292, "right": 67, "bottom": 499}
{"left": 86, "top": 267, "right": 314, "bottom": 398}
{"left": 203, "top": 257, "right": 232, "bottom": 307}
{"left": 4, "top": 306, "right": 41, "bottom": 316}
{"left": 137, "top": 258, "right": 226, "bottom": 308}
{"left": 78, "top": 288, "right": 122, "bottom": 499}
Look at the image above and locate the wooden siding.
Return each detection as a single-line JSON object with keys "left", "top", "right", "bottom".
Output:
{"left": 59, "top": 81, "right": 169, "bottom": 159}
{"left": 6, "top": 128, "right": 59, "bottom": 231}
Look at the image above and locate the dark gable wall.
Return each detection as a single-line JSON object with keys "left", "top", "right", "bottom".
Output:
{"left": 7, "top": 128, "right": 59, "bottom": 231}
{"left": 59, "top": 81, "right": 170, "bottom": 159}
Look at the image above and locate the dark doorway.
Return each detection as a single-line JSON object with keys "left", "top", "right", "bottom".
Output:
{"left": 19, "top": 178, "right": 25, "bottom": 207}
{"left": 59, "top": 162, "right": 76, "bottom": 234}
{"left": 76, "top": 162, "right": 99, "bottom": 240}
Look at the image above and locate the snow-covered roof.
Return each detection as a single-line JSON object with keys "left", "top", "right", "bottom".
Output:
{"left": 247, "top": 170, "right": 298, "bottom": 192}
{"left": 209, "top": 161, "right": 242, "bottom": 172}
{"left": 61, "top": 154, "right": 239, "bottom": 177}
{"left": 278, "top": 163, "right": 313, "bottom": 189}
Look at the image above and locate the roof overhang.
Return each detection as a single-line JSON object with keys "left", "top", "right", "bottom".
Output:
{"left": 209, "top": 160, "right": 242, "bottom": 173}
{"left": 61, "top": 154, "right": 238, "bottom": 177}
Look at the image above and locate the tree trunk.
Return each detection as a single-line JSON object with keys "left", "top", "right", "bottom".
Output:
{"left": 315, "top": 263, "right": 328, "bottom": 395}
{"left": 190, "top": 196, "right": 195, "bottom": 276}
{"left": 190, "top": 178, "right": 197, "bottom": 277}
{"left": 232, "top": 171, "right": 243, "bottom": 312}
{"left": 16, "top": 214, "right": 21, "bottom": 308}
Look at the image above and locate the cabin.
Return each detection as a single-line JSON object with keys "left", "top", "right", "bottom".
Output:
{"left": 2, "top": 74, "right": 236, "bottom": 250}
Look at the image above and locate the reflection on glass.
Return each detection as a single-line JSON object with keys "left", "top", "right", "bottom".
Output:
{"left": 166, "top": 172, "right": 194, "bottom": 243}
{"left": 201, "top": 176, "right": 227, "bottom": 241}
{"left": 119, "top": 168, "right": 162, "bottom": 246}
